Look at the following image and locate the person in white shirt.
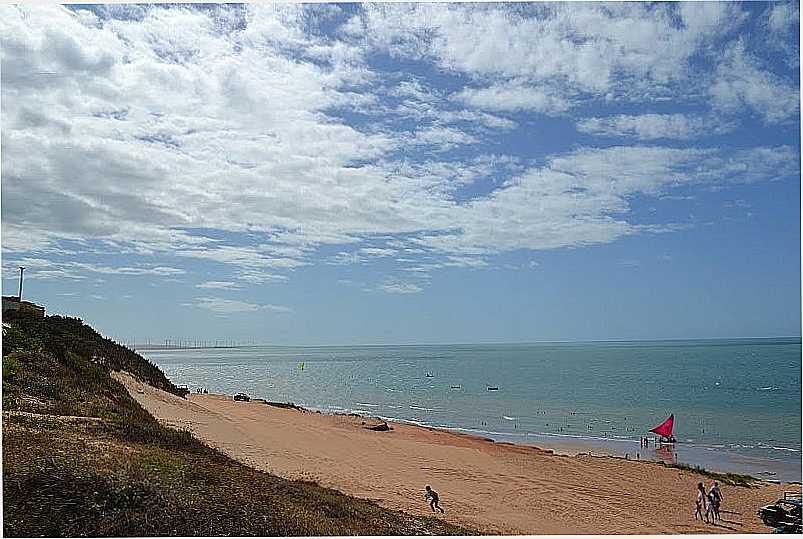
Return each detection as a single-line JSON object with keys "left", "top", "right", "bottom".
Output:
{"left": 695, "top": 482, "right": 708, "bottom": 523}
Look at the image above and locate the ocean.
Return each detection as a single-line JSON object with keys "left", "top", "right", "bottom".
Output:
{"left": 141, "top": 338, "right": 802, "bottom": 481}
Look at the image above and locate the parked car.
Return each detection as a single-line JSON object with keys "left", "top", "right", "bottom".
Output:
{"left": 176, "top": 385, "right": 190, "bottom": 399}
{"left": 758, "top": 492, "right": 801, "bottom": 533}
{"left": 233, "top": 392, "right": 250, "bottom": 402}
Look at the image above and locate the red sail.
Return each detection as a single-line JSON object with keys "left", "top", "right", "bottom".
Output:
{"left": 649, "top": 414, "right": 674, "bottom": 438}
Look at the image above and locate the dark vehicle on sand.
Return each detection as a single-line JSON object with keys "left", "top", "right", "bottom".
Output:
{"left": 758, "top": 492, "right": 801, "bottom": 533}
{"left": 233, "top": 392, "right": 250, "bottom": 402}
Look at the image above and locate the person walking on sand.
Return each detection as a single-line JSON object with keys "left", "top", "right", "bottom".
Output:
{"left": 424, "top": 485, "right": 445, "bottom": 513}
{"left": 708, "top": 481, "right": 722, "bottom": 521}
{"left": 706, "top": 487, "right": 719, "bottom": 523}
{"left": 711, "top": 481, "right": 722, "bottom": 518}
{"left": 695, "top": 482, "right": 708, "bottom": 523}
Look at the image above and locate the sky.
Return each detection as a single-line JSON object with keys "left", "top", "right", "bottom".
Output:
{"left": 1, "top": 2, "right": 800, "bottom": 345}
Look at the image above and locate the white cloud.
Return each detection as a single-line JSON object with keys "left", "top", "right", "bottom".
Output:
{"left": 1, "top": 4, "right": 403, "bottom": 260}
{"left": 456, "top": 83, "right": 570, "bottom": 114}
{"left": 379, "top": 280, "right": 423, "bottom": 295}
{"left": 767, "top": 3, "right": 799, "bottom": 34}
{"left": 577, "top": 114, "right": 734, "bottom": 140}
{"left": 391, "top": 97, "right": 517, "bottom": 131}
{"left": 176, "top": 246, "right": 306, "bottom": 271}
{"left": 443, "top": 256, "right": 488, "bottom": 268}
{"left": 359, "top": 3, "right": 747, "bottom": 102}
{"left": 329, "top": 246, "right": 398, "bottom": 265}
{"left": 381, "top": 155, "right": 523, "bottom": 199}
{"left": 391, "top": 79, "right": 441, "bottom": 103}
{"left": 193, "top": 296, "right": 291, "bottom": 315}
{"left": 359, "top": 247, "right": 396, "bottom": 258}
{"left": 235, "top": 271, "right": 288, "bottom": 284}
{"left": 709, "top": 41, "right": 799, "bottom": 124}
{"left": 439, "top": 109, "right": 516, "bottom": 130}
{"left": 409, "top": 125, "right": 479, "bottom": 151}
{"left": 328, "top": 251, "right": 363, "bottom": 265}
{"left": 2, "top": 257, "right": 184, "bottom": 281}
{"left": 412, "top": 145, "right": 798, "bottom": 255}
{"left": 2, "top": 3, "right": 798, "bottom": 290}
{"left": 401, "top": 265, "right": 437, "bottom": 274}
{"left": 196, "top": 280, "right": 240, "bottom": 290}
{"left": 69, "top": 262, "right": 186, "bottom": 276}
{"left": 764, "top": 3, "right": 800, "bottom": 68}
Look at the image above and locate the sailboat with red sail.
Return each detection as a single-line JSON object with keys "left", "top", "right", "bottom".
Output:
{"left": 649, "top": 413, "right": 676, "bottom": 444}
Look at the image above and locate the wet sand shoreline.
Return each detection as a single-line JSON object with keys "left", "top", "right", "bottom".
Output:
{"left": 282, "top": 402, "right": 801, "bottom": 483}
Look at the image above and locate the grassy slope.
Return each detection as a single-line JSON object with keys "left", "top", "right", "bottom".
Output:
{"left": 2, "top": 311, "right": 473, "bottom": 536}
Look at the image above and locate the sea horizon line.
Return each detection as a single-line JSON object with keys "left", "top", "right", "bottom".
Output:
{"left": 133, "top": 334, "right": 802, "bottom": 350}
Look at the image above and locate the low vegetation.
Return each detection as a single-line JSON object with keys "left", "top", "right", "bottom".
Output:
{"left": 3, "top": 311, "right": 473, "bottom": 536}
{"left": 664, "top": 462, "right": 759, "bottom": 487}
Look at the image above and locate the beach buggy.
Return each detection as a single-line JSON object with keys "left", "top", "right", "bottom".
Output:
{"left": 758, "top": 492, "right": 802, "bottom": 533}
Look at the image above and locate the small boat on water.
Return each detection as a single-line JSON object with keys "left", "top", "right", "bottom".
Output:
{"left": 425, "top": 372, "right": 434, "bottom": 378}
{"left": 487, "top": 386, "right": 499, "bottom": 391}
{"left": 649, "top": 413, "right": 677, "bottom": 445}
{"left": 450, "top": 385, "right": 462, "bottom": 390}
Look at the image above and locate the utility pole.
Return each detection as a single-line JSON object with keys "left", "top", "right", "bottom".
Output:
{"left": 17, "top": 266, "right": 25, "bottom": 300}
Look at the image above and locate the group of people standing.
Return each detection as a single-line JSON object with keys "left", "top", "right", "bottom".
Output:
{"left": 695, "top": 481, "right": 723, "bottom": 524}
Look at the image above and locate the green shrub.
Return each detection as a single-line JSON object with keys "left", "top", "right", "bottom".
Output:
{"left": 2, "top": 354, "right": 23, "bottom": 381}
{"left": 2, "top": 324, "right": 39, "bottom": 357}
{"left": 663, "top": 462, "right": 758, "bottom": 487}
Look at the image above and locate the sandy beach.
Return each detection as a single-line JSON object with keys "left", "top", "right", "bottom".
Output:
{"left": 115, "top": 371, "right": 796, "bottom": 534}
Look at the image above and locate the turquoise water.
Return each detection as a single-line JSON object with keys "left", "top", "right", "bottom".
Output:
{"left": 142, "top": 338, "right": 801, "bottom": 480}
